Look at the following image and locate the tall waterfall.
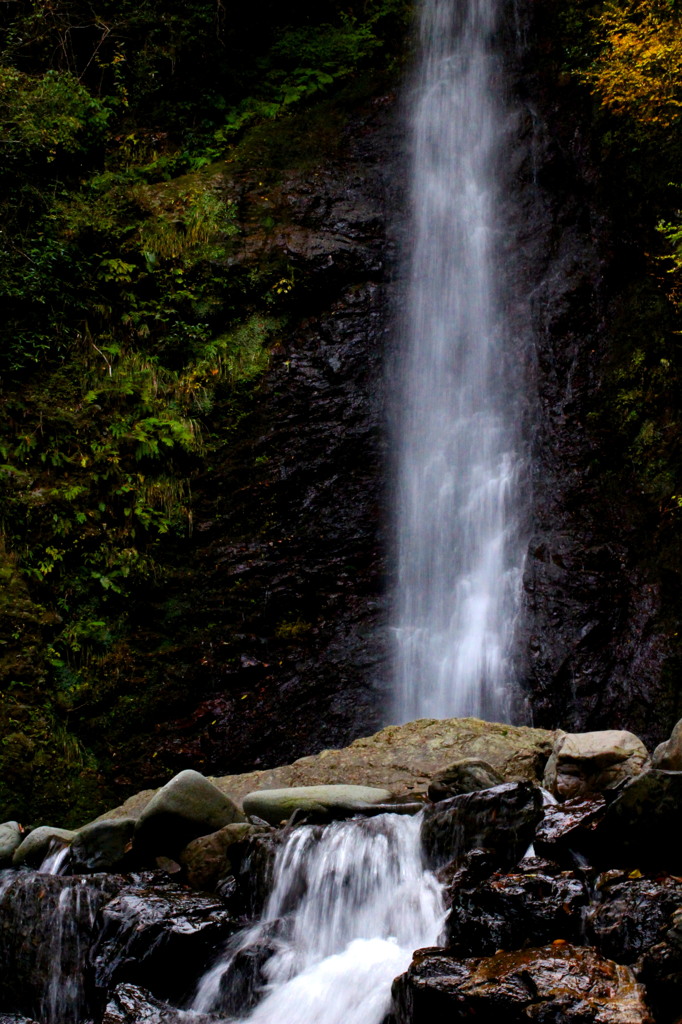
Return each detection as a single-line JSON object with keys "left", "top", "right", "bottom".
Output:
{"left": 194, "top": 814, "right": 444, "bottom": 1024}
{"left": 392, "top": 0, "right": 528, "bottom": 723}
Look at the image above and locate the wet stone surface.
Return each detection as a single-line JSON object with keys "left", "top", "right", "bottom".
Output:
{"left": 392, "top": 943, "right": 652, "bottom": 1024}
{"left": 91, "top": 873, "right": 243, "bottom": 1005}
{"left": 420, "top": 782, "right": 543, "bottom": 872}
{"left": 446, "top": 868, "right": 589, "bottom": 954}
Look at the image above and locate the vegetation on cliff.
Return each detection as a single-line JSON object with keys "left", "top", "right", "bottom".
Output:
{"left": 0, "top": 0, "right": 409, "bottom": 824}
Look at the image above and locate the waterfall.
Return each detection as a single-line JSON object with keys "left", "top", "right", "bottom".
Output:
{"left": 392, "top": 0, "right": 528, "bottom": 722}
{"left": 193, "top": 813, "right": 445, "bottom": 1023}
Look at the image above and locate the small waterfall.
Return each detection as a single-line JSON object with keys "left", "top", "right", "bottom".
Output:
{"left": 193, "top": 813, "right": 445, "bottom": 1023}
{"left": 0, "top": 870, "right": 107, "bottom": 1024}
{"left": 392, "top": 0, "right": 528, "bottom": 721}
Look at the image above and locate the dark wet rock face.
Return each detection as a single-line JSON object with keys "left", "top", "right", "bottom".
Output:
{"left": 0, "top": 870, "right": 123, "bottom": 1023}
{"left": 638, "top": 907, "right": 682, "bottom": 1024}
{"left": 594, "top": 770, "right": 682, "bottom": 871}
{"left": 107, "top": 97, "right": 403, "bottom": 792}
{"left": 585, "top": 873, "right": 682, "bottom": 964}
{"left": 534, "top": 797, "right": 606, "bottom": 866}
{"left": 392, "top": 944, "right": 652, "bottom": 1024}
{"left": 421, "top": 782, "right": 543, "bottom": 872}
{"left": 101, "top": 983, "right": 217, "bottom": 1024}
{"left": 446, "top": 868, "right": 588, "bottom": 954}
{"left": 91, "top": 874, "right": 242, "bottom": 1005}
{"left": 507, "top": 3, "right": 675, "bottom": 744}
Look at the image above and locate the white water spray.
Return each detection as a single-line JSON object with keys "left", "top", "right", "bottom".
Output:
{"left": 193, "top": 813, "right": 445, "bottom": 1024}
{"left": 392, "top": 0, "right": 528, "bottom": 722}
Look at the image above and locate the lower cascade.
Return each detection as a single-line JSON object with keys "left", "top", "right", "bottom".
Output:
{"left": 193, "top": 813, "right": 445, "bottom": 1023}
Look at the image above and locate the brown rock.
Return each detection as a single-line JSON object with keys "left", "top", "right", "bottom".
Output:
{"left": 392, "top": 944, "right": 652, "bottom": 1023}
{"left": 179, "top": 823, "right": 267, "bottom": 891}
{"left": 543, "top": 730, "right": 649, "bottom": 800}
{"left": 100, "top": 718, "right": 555, "bottom": 819}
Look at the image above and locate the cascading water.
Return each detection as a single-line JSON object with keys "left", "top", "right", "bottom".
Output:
{"left": 193, "top": 813, "right": 445, "bottom": 1023}
{"left": 392, "top": 0, "right": 528, "bottom": 722}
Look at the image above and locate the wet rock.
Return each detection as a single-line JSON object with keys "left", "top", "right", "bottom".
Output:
{"left": 392, "top": 944, "right": 652, "bottom": 1023}
{"left": 543, "top": 730, "right": 649, "bottom": 801}
{"left": 237, "top": 829, "right": 288, "bottom": 916}
{"left": 11, "top": 825, "right": 76, "bottom": 867}
{"left": 102, "top": 718, "right": 555, "bottom": 819}
{"left": 0, "top": 822, "right": 22, "bottom": 866}
{"left": 638, "top": 907, "right": 682, "bottom": 1024}
{"left": 134, "top": 770, "right": 246, "bottom": 857}
{"left": 208, "top": 924, "right": 281, "bottom": 1016}
{"left": 596, "top": 770, "right": 682, "bottom": 870}
{"left": 179, "top": 822, "right": 270, "bottom": 892}
{"left": 91, "top": 873, "right": 241, "bottom": 1004}
{"left": 427, "top": 759, "right": 503, "bottom": 802}
{"left": 101, "top": 982, "right": 217, "bottom": 1023}
{"left": 533, "top": 797, "right": 606, "bottom": 865}
{"left": 652, "top": 718, "right": 682, "bottom": 770}
{"left": 0, "top": 1015, "right": 41, "bottom": 1024}
{"left": 585, "top": 873, "right": 682, "bottom": 964}
{"left": 0, "top": 870, "right": 123, "bottom": 1022}
{"left": 446, "top": 869, "right": 588, "bottom": 954}
{"left": 69, "top": 818, "right": 137, "bottom": 873}
{"left": 242, "top": 784, "right": 394, "bottom": 825}
{"left": 421, "top": 781, "right": 543, "bottom": 871}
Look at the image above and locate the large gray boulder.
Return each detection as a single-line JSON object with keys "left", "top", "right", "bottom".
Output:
{"left": 242, "top": 784, "right": 394, "bottom": 825}
{"left": 12, "top": 826, "right": 76, "bottom": 867}
{"left": 134, "top": 770, "right": 246, "bottom": 856}
{"left": 543, "top": 730, "right": 649, "bottom": 800}
{"left": 70, "top": 818, "right": 136, "bottom": 873}
{"left": 0, "top": 821, "right": 22, "bottom": 866}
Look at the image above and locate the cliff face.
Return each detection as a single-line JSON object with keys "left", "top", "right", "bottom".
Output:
{"left": 509, "top": 1, "right": 680, "bottom": 745}
{"left": 74, "top": 96, "right": 403, "bottom": 795}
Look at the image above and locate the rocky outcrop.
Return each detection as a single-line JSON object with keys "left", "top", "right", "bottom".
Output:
{"left": 99, "top": 718, "right": 555, "bottom": 819}
{"left": 512, "top": 1, "right": 677, "bottom": 745}
{"left": 392, "top": 944, "right": 652, "bottom": 1023}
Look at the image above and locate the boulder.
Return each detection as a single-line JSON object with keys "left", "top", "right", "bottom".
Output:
{"left": 392, "top": 944, "right": 652, "bottom": 1024}
{"left": 534, "top": 797, "right": 606, "bottom": 865}
{"left": 585, "top": 873, "right": 682, "bottom": 964}
{"left": 99, "top": 718, "right": 555, "bottom": 819}
{"left": 11, "top": 825, "right": 76, "bottom": 867}
{"left": 544, "top": 730, "right": 649, "bottom": 801}
{"left": 242, "top": 784, "right": 394, "bottom": 825}
{"left": 70, "top": 818, "right": 137, "bottom": 873}
{"left": 134, "top": 770, "right": 246, "bottom": 857}
{"left": 179, "top": 822, "right": 269, "bottom": 891}
{"left": 652, "top": 718, "right": 682, "bottom": 770}
{"left": 91, "top": 873, "right": 241, "bottom": 1003}
{"left": 0, "top": 821, "right": 22, "bottom": 866}
{"left": 101, "top": 983, "right": 216, "bottom": 1024}
{"left": 596, "top": 770, "right": 682, "bottom": 871}
{"left": 421, "top": 781, "right": 543, "bottom": 871}
{"left": 427, "top": 759, "right": 503, "bottom": 802}
{"left": 446, "top": 868, "right": 588, "bottom": 954}
{"left": 638, "top": 907, "right": 682, "bottom": 1023}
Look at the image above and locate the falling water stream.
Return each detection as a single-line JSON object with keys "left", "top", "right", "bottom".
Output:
{"left": 392, "top": 0, "right": 528, "bottom": 722}
{"left": 194, "top": 814, "right": 445, "bottom": 1024}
